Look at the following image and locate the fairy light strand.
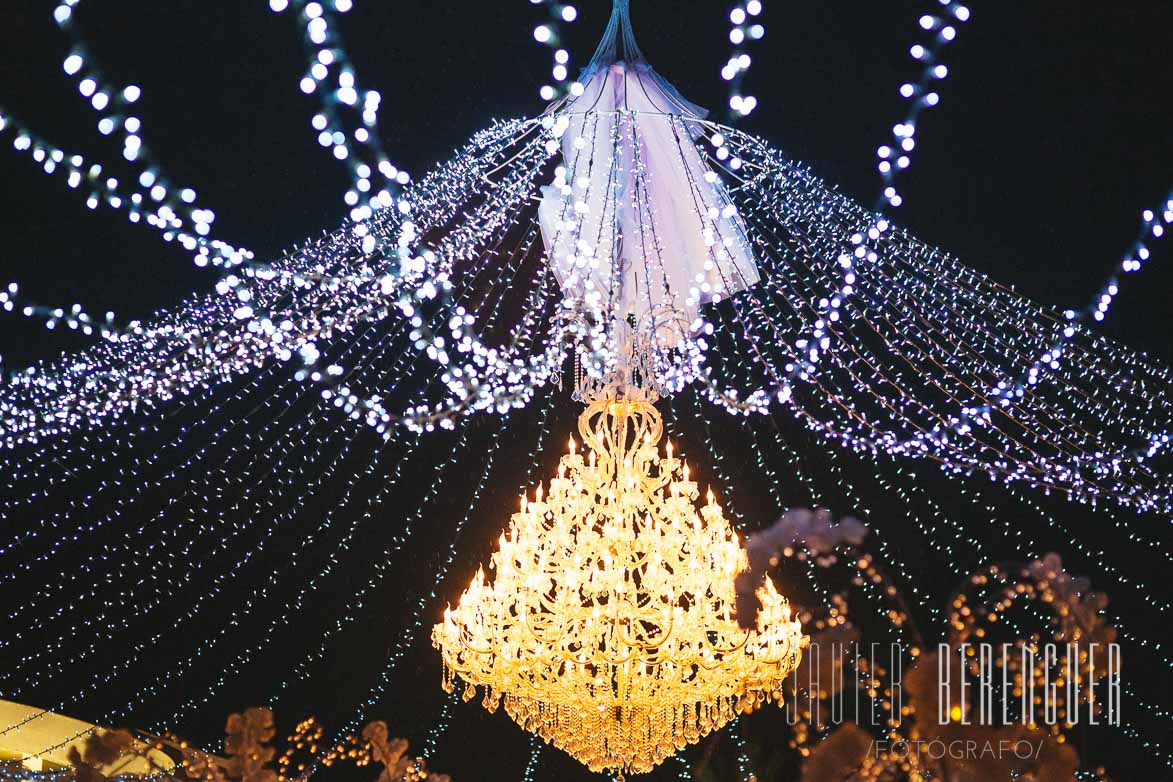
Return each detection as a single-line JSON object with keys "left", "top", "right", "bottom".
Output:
{"left": 722, "top": 1, "right": 765, "bottom": 119}
{"left": 529, "top": 0, "right": 581, "bottom": 102}
{"left": 267, "top": 0, "right": 410, "bottom": 218}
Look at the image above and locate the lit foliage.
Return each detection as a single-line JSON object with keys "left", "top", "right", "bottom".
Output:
{"left": 0, "top": 708, "right": 451, "bottom": 782}
{"left": 432, "top": 391, "right": 805, "bottom": 776}
{"left": 738, "top": 516, "right": 1121, "bottom": 782}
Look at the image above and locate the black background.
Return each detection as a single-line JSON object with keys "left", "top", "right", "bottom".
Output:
{"left": 1, "top": 1, "right": 1170, "bottom": 779}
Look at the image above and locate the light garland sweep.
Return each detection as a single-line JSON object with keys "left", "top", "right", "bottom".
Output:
{"left": 266, "top": 0, "right": 411, "bottom": 219}
{"left": 2, "top": 1, "right": 1169, "bottom": 518}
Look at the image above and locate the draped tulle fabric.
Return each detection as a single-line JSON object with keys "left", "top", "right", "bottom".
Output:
{"left": 537, "top": 1, "right": 759, "bottom": 351}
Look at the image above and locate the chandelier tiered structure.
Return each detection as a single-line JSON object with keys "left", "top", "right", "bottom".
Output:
{"left": 431, "top": 390, "right": 804, "bottom": 776}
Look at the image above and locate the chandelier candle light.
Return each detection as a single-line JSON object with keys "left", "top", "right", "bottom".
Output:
{"left": 432, "top": 388, "right": 805, "bottom": 777}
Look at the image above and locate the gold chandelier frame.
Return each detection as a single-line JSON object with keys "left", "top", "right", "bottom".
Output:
{"left": 432, "top": 391, "right": 805, "bottom": 776}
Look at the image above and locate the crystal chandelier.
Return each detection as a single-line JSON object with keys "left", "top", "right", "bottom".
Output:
{"left": 431, "top": 389, "right": 805, "bottom": 776}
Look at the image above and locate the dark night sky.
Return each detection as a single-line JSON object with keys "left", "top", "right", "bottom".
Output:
{"left": 1, "top": 2, "right": 1170, "bottom": 780}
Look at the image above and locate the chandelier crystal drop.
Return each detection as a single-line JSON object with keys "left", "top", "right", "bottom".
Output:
{"left": 431, "top": 389, "right": 805, "bottom": 776}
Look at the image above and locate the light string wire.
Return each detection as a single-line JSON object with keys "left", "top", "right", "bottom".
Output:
{"left": 266, "top": 209, "right": 556, "bottom": 717}
{"left": 0, "top": 333, "right": 323, "bottom": 568}
{"left": 363, "top": 99, "right": 1163, "bottom": 513}
{"left": 0, "top": 3, "right": 1168, "bottom": 773}
{"left": 308, "top": 341, "right": 558, "bottom": 771}
{"left": 9, "top": 96, "right": 1154, "bottom": 513}
{"left": 804, "top": 328, "right": 1173, "bottom": 720}
{"left": 8, "top": 146, "right": 539, "bottom": 745}
{"left": 713, "top": 124, "right": 1173, "bottom": 508}
{"left": 370, "top": 93, "right": 1168, "bottom": 513}
{"left": 1, "top": 191, "right": 523, "bottom": 722}
{"left": 287, "top": 199, "right": 560, "bottom": 767}
{"left": 157, "top": 164, "right": 551, "bottom": 726}
{"left": 6, "top": 92, "right": 1163, "bottom": 515}
{"left": 520, "top": 733, "right": 542, "bottom": 782}
{"left": 861, "top": 411, "right": 1172, "bottom": 747}
{"left": 699, "top": 110, "right": 1168, "bottom": 513}
{"left": 1, "top": 0, "right": 419, "bottom": 343}
{"left": 164, "top": 206, "right": 553, "bottom": 745}
{"left": 0, "top": 309, "right": 400, "bottom": 630}
{"left": 743, "top": 398, "right": 1172, "bottom": 765}
{"left": 4, "top": 0, "right": 1168, "bottom": 515}
{"left": 144, "top": 331, "right": 431, "bottom": 730}
{"left": 721, "top": 1, "right": 766, "bottom": 119}
{"left": 0, "top": 319, "right": 398, "bottom": 718}
{"left": 978, "top": 190, "right": 1173, "bottom": 453}
{"left": 2, "top": 165, "right": 548, "bottom": 743}
{"left": 0, "top": 359, "right": 352, "bottom": 667}
{"left": 317, "top": 415, "right": 508, "bottom": 753}
{"left": 0, "top": 0, "right": 262, "bottom": 342}
{"left": 6, "top": 311, "right": 450, "bottom": 759}
{"left": 731, "top": 161, "right": 1173, "bottom": 544}
{"left": 696, "top": 0, "right": 970, "bottom": 399}
{"left": 528, "top": 0, "right": 581, "bottom": 102}
{"left": 5, "top": 1, "right": 254, "bottom": 270}
{"left": 666, "top": 389, "right": 927, "bottom": 777}
{"left": 266, "top": 0, "right": 411, "bottom": 219}
{"left": 715, "top": 2, "right": 1170, "bottom": 475}
{"left": 701, "top": 231, "right": 955, "bottom": 624}
{"left": 0, "top": 117, "right": 546, "bottom": 442}
{"left": 728, "top": 717, "right": 754, "bottom": 782}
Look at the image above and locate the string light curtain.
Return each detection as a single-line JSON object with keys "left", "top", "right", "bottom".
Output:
{"left": 3, "top": 1, "right": 1169, "bottom": 514}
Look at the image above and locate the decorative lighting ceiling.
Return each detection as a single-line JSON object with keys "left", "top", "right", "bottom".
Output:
{"left": 0, "top": 0, "right": 1169, "bottom": 778}
{"left": 1, "top": 1, "right": 1168, "bottom": 517}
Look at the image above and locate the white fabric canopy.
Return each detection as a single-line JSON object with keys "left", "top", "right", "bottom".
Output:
{"left": 538, "top": 56, "right": 759, "bottom": 352}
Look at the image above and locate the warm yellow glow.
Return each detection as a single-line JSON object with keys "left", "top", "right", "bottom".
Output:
{"left": 0, "top": 700, "right": 174, "bottom": 773}
{"left": 432, "top": 393, "right": 805, "bottom": 776}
